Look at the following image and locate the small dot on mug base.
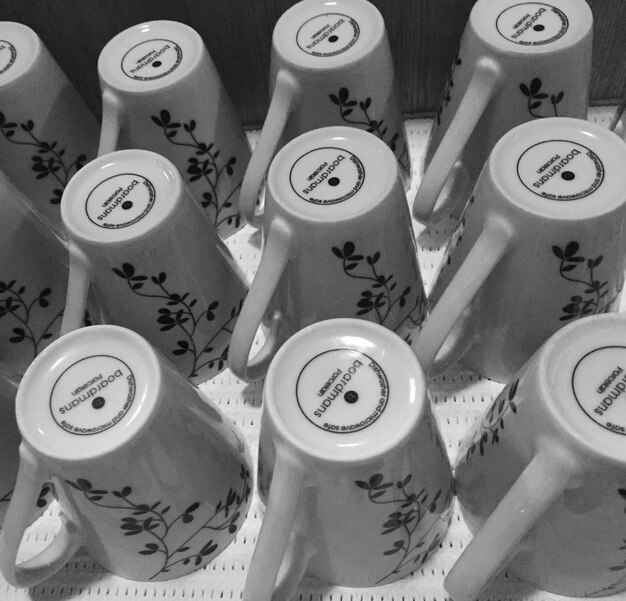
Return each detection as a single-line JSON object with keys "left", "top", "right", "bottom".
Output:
{"left": 344, "top": 391, "right": 359, "bottom": 404}
{"left": 92, "top": 397, "right": 105, "bottom": 410}
{"left": 152, "top": 61, "right": 162, "bottom": 68}
{"left": 533, "top": 24, "right": 545, "bottom": 32}
{"left": 561, "top": 171, "right": 575, "bottom": 181}
{"left": 122, "top": 201, "right": 133, "bottom": 210}
{"left": 328, "top": 177, "right": 340, "bottom": 187}
{"left": 329, "top": 35, "right": 339, "bottom": 43}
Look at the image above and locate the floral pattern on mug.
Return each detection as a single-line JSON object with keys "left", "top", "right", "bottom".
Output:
{"left": 460, "top": 378, "right": 520, "bottom": 462}
{"left": 0, "top": 279, "right": 62, "bottom": 359}
{"left": 329, "top": 88, "right": 409, "bottom": 174}
{"left": 112, "top": 263, "right": 242, "bottom": 379}
{"left": 585, "top": 488, "right": 626, "bottom": 597}
{"left": 0, "top": 112, "right": 88, "bottom": 205}
{"left": 331, "top": 241, "right": 426, "bottom": 335}
{"left": 150, "top": 110, "right": 242, "bottom": 231}
{"left": 65, "top": 463, "right": 251, "bottom": 580}
{"left": 552, "top": 242, "right": 613, "bottom": 321}
{"left": 519, "top": 78, "right": 564, "bottom": 118}
{"left": 436, "top": 54, "right": 462, "bottom": 126}
{"left": 355, "top": 472, "right": 453, "bottom": 584}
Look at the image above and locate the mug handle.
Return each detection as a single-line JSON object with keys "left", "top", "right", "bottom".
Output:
{"left": 412, "top": 58, "right": 502, "bottom": 224}
{"left": 0, "top": 444, "right": 84, "bottom": 587}
{"left": 413, "top": 215, "right": 513, "bottom": 374}
{"left": 60, "top": 242, "right": 92, "bottom": 336}
{"left": 444, "top": 441, "right": 578, "bottom": 601}
{"left": 239, "top": 70, "right": 300, "bottom": 228}
{"left": 228, "top": 218, "right": 292, "bottom": 381}
{"left": 98, "top": 88, "right": 123, "bottom": 156}
{"left": 243, "top": 445, "right": 311, "bottom": 601}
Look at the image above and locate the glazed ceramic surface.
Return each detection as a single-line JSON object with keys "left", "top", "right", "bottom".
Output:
{"left": 245, "top": 319, "right": 453, "bottom": 601}
{"left": 229, "top": 126, "right": 426, "bottom": 382}
{"left": 98, "top": 20, "right": 251, "bottom": 238}
{"left": 447, "top": 313, "right": 626, "bottom": 600}
{"left": 0, "top": 325, "right": 252, "bottom": 586}
{"left": 60, "top": 149, "right": 248, "bottom": 383}
{"left": 239, "top": 0, "right": 409, "bottom": 226}
{"left": 414, "top": 0, "right": 592, "bottom": 223}
{"left": 416, "top": 117, "right": 626, "bottom": 382}
{"left": 0, "top": 22, "right": 98, "bottom": 234}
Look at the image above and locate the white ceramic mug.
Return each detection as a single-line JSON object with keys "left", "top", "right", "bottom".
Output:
{"left": 415, "top": 118, "right": 626, "bottom": 383}
{"left": 0, "top": 170, "right": 69, "bottom": 376}
{"left": 413, "top": 0, "right": 592, "bottom": 224}
{"left": 245, "top": 318, "right": 454, "bottom": 601}
{"left": 0, "top": 21, "right": 98, "bottom": 234}
{"left": 445, "top": 313, "right": 626, "bottom": 600}
{"left": 0, "top": 363, "right": 53, "bottom": 527}
{"left": 97, "top": 20, "right": 251, "bottom": 238}
{"left": 60, "top": 149, "right": 248, "bottom": 384}
{"left": 0, "top": 324, "right": 252, "bottom": 586}
{"left": 229, "top": 126, "right": 427, "bottom": 382}
{"left": 239, "top": 0, "right": 410, "bottom": 227}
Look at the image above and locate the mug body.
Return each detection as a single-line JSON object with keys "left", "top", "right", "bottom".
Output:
{"left": 0, "top": 173, "right": 68, "bottom": 375}
{"left": 265, "top": 126, "right": 425, "bottom": 342}
{"left": 431, "top": 118, "right": 626, "bottom": 381}
{"left": 61, "top": 149, "right": 247, "bottom": 383}
{"left": 259, "top": 319, "right": 453, "bottom": 586}
{"left": 427, "top": 0, "right": 592, "bottom": 184}
{"left": 270, "top": 0, "right": 410, "bottom": 179}
{"left": 455, "top": 314, "right": 626, "bottom": 596}
{"left": 0, "top": 368, "right": 19, "bottom": 522}
{"left": 0, "top": 22, "right": 98, "bottom": 233}
{"left": 98, "top": 20, "right": 251, "bottom": 238}
{"left": 11, "top": 325, "right": 252, "bottom": 582}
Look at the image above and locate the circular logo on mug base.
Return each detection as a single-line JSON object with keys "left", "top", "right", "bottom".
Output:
{"left": 496, "top": 3, "right": 569, "bottom": 46}
{"left": 572, "top": 346, "right": 626, "bottom": 436}
{"left": 0, "top": 40, "right": 17, "bottom": 75}
{"left": 85, "top": 173, "right": 156, "bottom": 229}
{"left": 289, "top": 147, "right": 365, "bottom": 205}
{"left": 295, "top": 349, "right": 389, "bottom": 433}
{"left": 296, "top": 13, "right": 360, "bottom": 57}
{"left": 516, "top": 139, "right": 604, "bottom": 201}
{"left": 49, "top": 355, "right": 136, "bottom": 436}
{"left": 121, "top": 39, "right": 183, "bottom": 80}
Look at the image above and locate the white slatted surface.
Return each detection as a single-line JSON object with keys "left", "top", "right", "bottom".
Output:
{"left": 1, "top": 108, "right": 621, "bottom": 601}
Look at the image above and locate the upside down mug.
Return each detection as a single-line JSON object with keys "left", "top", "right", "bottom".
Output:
{"left": 0, "top": 170, "right": 69, "bottom": 376}
{"left": 0, "top": 324, "right": 252, "bottom": 586}
{"left": 60, "top": 149, "right": 248, "bottom": 383}
{"left": 239, "top": 0, "right": 410, "bottom": 227}
{"left": 244, "top": 319, "right": 454, "bottom": 601}
{"left": 413, "top": 0, "right": 592, "bottom": 223}
{"left": 414, "top": 117, "right": 626, "bottom": 382}
{"left": 98, "top": 20, "right": 251, "bottom": 238}
{"left": 445, "top": 313, "right": 626, "bottom": 600}
{"left": 0, "top": 21, "right": 98, "bottom": 234}
{"left": 229, "top": 126, "right": 427, "bottom": 382}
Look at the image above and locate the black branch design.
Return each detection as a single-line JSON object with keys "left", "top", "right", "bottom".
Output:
{"left": 0, "top": 279, "right": 62, "bottom": 358}
{"left": 519, "top": 78, "right": 564, "bottom": 118}
{"left": 355, "top": 472, "right": 453, "bottom": 583}
{"left": 112, "top": 263, "right": 242, "bottom": 379}
{"left": 461, "top": 379, "right": 519, "bottom": 462}
{"left": 66, "top": 464, "right": 251, "bottom": 580}
{"left": 587, "top": 488, "right": 626, "bottom": 596}
{"left": 553, "top": 241, "right": 610, "bottom": 321}
{"left": 329, "top": 88, "right": 409, "bottom": 174}
{"left": 0, "top": 112, "right": 87, "bottom": 205}
{"left": 150, "top": 110, "right": 242, "bottom": 230}
{"left": 332, "top": 241, "right": 424, "bottom": 330}
{"left": 436, "top": 55, "right": 462, "bottom": 126}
